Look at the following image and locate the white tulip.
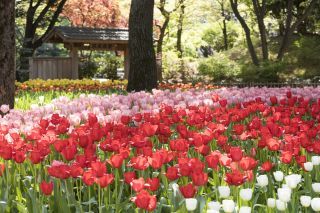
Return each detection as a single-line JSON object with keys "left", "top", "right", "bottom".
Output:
{"left": 300, "top": 196, "right": 311, "bottom": 207}
{"left": 273, "top": 171, "right": 284, "bottom": 182}
{"left": 267, "top": 198, "right": 276, "bottom": 208}
{"left": 218, "top": 186, "right": 230, "bottom": 198}
{"left": 312, "top": 183, "right": 320, "bottom": 193}
{"left": 239, "top": 206, "right": 251, "bottom": 213}
{"left": 277, "top": 187, "right": 291, "bottom": 203}
{"left": 304, "top": 162, "right": 314, "bottom": 171}
{"left": 206, "top": 210, "right": 219, "bottom": 213}
{"left": 240, "top": 188, "right": 253, "bottom": 201}
{"left": 312, "top": 156, "right": 320, "bottom": 166}
{"left": 185, "top": 198, "right": 197, "bottom": 211}
{"left": 276, "top": 199, "right": 287, "bottom": 211}
{"left": 285, "top": 174, "right": 301, "bottom": 189}
{"left": 257, "top": 175, "right": 268, "bottom": 187}
{"left": 207, "top": 201, "right": 220, "bottom": 211}
{"left": 311, "top": 198, "right": 320, "bottom": 211}
{"left": 222, "top": 200, "right": 235, "bottom": 213}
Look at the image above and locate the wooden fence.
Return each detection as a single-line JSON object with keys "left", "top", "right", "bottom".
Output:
{"left": 29, "top": 57, "right": 74, "bottom": 80}
{"left": 213, "top": 82, "right": 320, "bottom": 88}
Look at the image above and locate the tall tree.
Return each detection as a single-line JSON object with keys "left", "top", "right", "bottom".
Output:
{"left": 127, "top": 0, "right": 157, "bottom": 92}
{"left": 0, "top": 0, "right": 15, "bottom": 109}
{"left": 252, "top": 0, "right": 268, "bottom": 60}
{"left": 18, "top": 0, "right": 67, "bottom": 82}
{"left": 230, "top": 0, "right": 259, "bottom": 65}
{"left": 155, "top": 0, "right": 181, "bottom": 81}
{"left": 277, "top": 0, "right": 317, "bottom": 60}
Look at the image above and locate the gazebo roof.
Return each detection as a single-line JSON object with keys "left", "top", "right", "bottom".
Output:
{"left": 44, "top": 26, "right": 129, "bottom": 50}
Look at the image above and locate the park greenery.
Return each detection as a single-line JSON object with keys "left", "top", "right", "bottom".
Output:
{"left": 14, "top": 0, "right": 320, "bottom": 84}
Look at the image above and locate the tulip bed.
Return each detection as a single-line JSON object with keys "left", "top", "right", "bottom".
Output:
{"left": 2, "top": 87, "right": 320, "bottom": 212}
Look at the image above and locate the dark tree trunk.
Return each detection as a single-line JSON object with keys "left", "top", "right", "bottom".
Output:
{"left": 277, "top": 0, "right": 317, "bottom": 60}
{"left": 177, "top": 0, "right": 186, "bottom": 82}
{"left": 177, "top": 2, "right": 185, "bottom": 59}
{"left": 222, "top": 19, "right": 228, "bottom": 50}
{"left": 0, "top": 0, "right": 16, "bottom": 109}
{"left": 230, "top": 0, "right": 259, "bottom": 66}
{"left": 252, "top": 0, "right": 268, "bottom": 60}
{"left": 127, "top": 0, "right": 157, "bottom": 92}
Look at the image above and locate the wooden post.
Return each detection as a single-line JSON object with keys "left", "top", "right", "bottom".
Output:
{"left": 70, "top": 47, "right": 79, "bottom": 79}
{"left": 29, "top": 57, "right": 34, "bottom": 79}
{"left": 124, "top": 48, "right": 130, "bottom": 80}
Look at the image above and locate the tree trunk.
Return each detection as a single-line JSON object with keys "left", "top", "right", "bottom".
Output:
{"left": 230, "top": 0, "right": 259, "bottom": 66}
{"left": 0, "top": 0, "right": 16, "bottom": 109}
{"left": 18, "top": 41, "right": 35, "bottom": 82}
{"left": 223, "top": 19, "right": 228, "bottom": 50}
{"left": 252, "top": 0, "right": 268, "bottom": 60}
{"left": 127, "top": 0, "right": 157, "bottom": 92}
{"left": 177, "top": 2, "right": 185, "bottom": 59}
{"left": 156, "top": 16, "right": 169, "bottom": 82}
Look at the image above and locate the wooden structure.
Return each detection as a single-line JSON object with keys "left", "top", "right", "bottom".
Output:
{"left": 29, "top": 26, "right": 129, "bottom": 80}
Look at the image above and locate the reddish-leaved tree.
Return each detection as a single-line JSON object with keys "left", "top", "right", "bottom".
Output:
{"left": 62, "top": 0, "right": 127, "bottom": 28}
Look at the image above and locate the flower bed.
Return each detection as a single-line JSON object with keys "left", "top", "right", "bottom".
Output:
{"left": 15, "top": 79, "right": 127, "bottom": 93}
{"left": 1, "top": 88, "right": 320, "bottom": 212}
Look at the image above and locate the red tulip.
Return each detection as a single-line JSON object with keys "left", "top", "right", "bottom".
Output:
{"left": 98, "top": 173, "right": 114, "bottom": 188}
{"left": 261, "top": 161, "right": 273, "bottom": 172}
{"left": 109, "top": 154, "right": 124, "bottom": 168}
{"left": 229, "top": 146, "right": 243, "bottom": 162}
{"left": 131, "top": 177, "right": 145, "bottom": 192}
{"left": 40, "top": 181, "right": 53, "bottom": 196}
{"left": 134, "top": 190, "right": 157, "bottom": 211}
{"left": 166, "top": 167, "right": 179, "bottom": 181}
{"left": 124, "top": 172, "right": 136, "bottom": 184}
{"left": 146, "top": 177, "right": 160, "bottom": 191}
{"left": 280, "top": 151, "right": 293, "bottom": 164}
{"left": 225, "top": 170, "right": 246, "bottom": 186}
{"left": 191, "top": 172, "right": 208, "bottom": 186}
{"left": 179, "top": 183, "right": 197, "bottom": 198}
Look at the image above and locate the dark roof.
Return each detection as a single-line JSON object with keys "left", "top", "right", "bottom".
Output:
{"left": 44, "top": 26, "right": 128, "bottom": 44}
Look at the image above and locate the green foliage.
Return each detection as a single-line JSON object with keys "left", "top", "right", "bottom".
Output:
{"left": 79, "top": 61, "right": 99, "bottom": 79}
{"left": 240, "top": 61, "right": 286, "bottom": 83}
{"left": 99, "top": 54, "right": 122, "bottom": 80}
{"left": 198, "top": 53, "right": 240, "bottom": 82}
{"left": 202, "top": 22, "right": 241, "bottom": 52}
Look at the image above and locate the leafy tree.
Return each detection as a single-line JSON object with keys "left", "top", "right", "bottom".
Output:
{"left": 17, "top": 0, "right": 68, "bottom": 82}
{"left": 0, "top": 0, "right": 15, "bottom": 109}
{"left": 62, "top": 0, "right": 127, "bottom": 28}
{"left": 127, "top": 0, "right": 158, "bottom": 92}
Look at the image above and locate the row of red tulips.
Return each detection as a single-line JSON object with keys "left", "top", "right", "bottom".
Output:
{"left": 1, "top": 92, "right": 320, "bottom": 212}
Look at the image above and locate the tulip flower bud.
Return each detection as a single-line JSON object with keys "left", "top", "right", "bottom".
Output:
{"left": 218, "top": 186, "right": 230, "bottom": 198}
{"left": 285, "top": 174, "right": 301, "bottom": 189}
{"left": 185, "top": 198, "right": 197, "bottom": 211}
{"left": 273, "top": 171, "right": 284, "bottom": 182}
{"left": 239, "top": 206, "right": 251, "bottom": 213}
{"left": 207, "top": 201, "right": 220, "bottom": 211}
{"left": 257, "top": 175, "right": 268, "bottom": 187}
{"left": 304, "top": 162, "right": 314, "bottom": 171}
{"left": 240, "top": 188, "right": 253, "bottom": 201}
{"left": 312, "top": 156, "right": 320, "bottom": 166}
{"left": 277, "top": 187, "right": 291, "bottom": 203}
{"left": 312, "top": 183, "right": 320, "bottom": 193}
{"left": 311, "top": 198, "right": 320, "bottom": 211}
{"left": 206, "top": 210, "right": 219, "bottom": 213}
{"left": 276, "top": 199, "right": 287, "bottom": 211}
{"left": 267, "top": 198, "right": 276, "bottom": 208}
{"left": 222, "top": 200, "right": 235, "bottom": 213}
{"left": 300, "top": 196, "right": 311, "bottom": 207}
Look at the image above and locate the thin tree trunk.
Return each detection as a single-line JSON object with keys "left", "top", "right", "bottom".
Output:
{"left": 252, "top": 0, "right": 268, "bottom": 60}
{"left": 127, "top": 0, "right": 157, "bottom": 92}
{"left": 223, "top": 19, "right": 228, "bottom": 50}
{"left": 177, "top": 0, "right": 185, "bottom": 82}
{"left": 0, "top": 0, "right": 16, "bottom": 109}
{"left": 230, "top": 0, "right": 259, "bottom": 65}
